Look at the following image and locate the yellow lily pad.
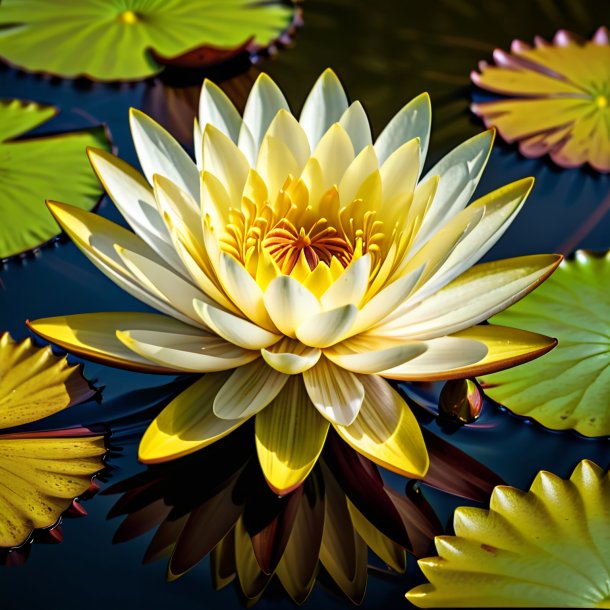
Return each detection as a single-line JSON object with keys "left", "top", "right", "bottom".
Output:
{"left": 407, "top": 460, "right": 610, "bottom": 608}
{"left": 480, "top": 250, "right": 610, "bottom": 437}
{"left": 0, "top": 332, "right": 105, "bottom": 548}
{"left": 0, "top": 99, "right": 111, "bottom": 260}
{"left": 0, "top": 0, "right": 297, "bottom": 81}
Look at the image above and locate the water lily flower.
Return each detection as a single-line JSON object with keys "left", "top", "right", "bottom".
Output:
{"left": 30, "top": 69, "right": 559, "bottom": 494}
{"left": 471, "top": 27, "right": 610, "bottom": 173}
{"left": 407, "top": 460, "right": 610, "bottom": 608}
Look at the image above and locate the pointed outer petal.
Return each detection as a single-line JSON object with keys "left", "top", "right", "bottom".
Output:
{"left": 379, "top": 138, "right": 420, "bottom": 206}
{"left": 339, "top": 101, "right": 373, "bottom": 155}
{"left": 129, "top": 108, "right": 199, "bottom": 201}
{"left": 261, "top": 338, "right": 321, "bottom": 375}
{"left": 168, "top": 475, "right": 243, "bottom": 580}
{"left": 218, "top": 253, "right": 276, "bottom": 331}
{"left": 319, "top": 462, "right": 368, "bottom": 604}
{"left": 264, "top": 275, "right": 321, "bottom": 338}
{"left": 421, "top": 428, "right": 504, "bottom": 502}
{"left": 139, "top": 372, "right": 247, "bottom": 463}
{"left": 87, "top": 148, "right": 185, "bottom": 273}
{"left": 28, "top": 313, "right": 195, "bottom": 374}
{"left": 374, "top": 93, "right": 431, "bottom": 169}
{"left": 349, "top": 266, "right": 424, "bottom": 336}
{"left": 234, "top": 518, "right": 272, "bottom": 600}
{"left": 239, "top": 73, "right": 290, "bottom": 155}
{"left": 117, "top": 246, "right": 210, "bottom": 328}
{"left": 276, "top": 475, "right": 326, "bottom": 604}
{"left": 46, "top": 201, "right": 195, "bottom": 323}
{"left": 213, "top": 359, "right": 289, "bottom": 420}
{"left": 408, "top": 178, "right": 534, "bottom": 305}
{"left": 256, "top": 133, "right": 300, "bottom": 199}
{"left": 333, "top": 374, "right": 429, "bottom": 478}
{"left": 265, "top": 109, "right": 311, "bottom": 172}
{"left": 198, "top": 79, "right": 242, "bottom": 144}
{"left": 202, "top": 125, "right": 250, "bottom": 206}
{"left": 325, "top": 338, "right": 427, "bottom": 374}
{"left": 312, "top": 123, "right": 355, "bottom": 190}
{"left": 320, "top": 254, "right": 371, "bottom": 311}
{"left": 112, "top": 500, "right": 171, "bottom": 544}
{"left": 247, "top": 486, "right": 305, "bottom": 576}
{"left": 347, "top": 500, "right": 406, "bottom": 572}
{"left": 414, "top": 130, "right": 494, "bottom": 250}
{"left": 302, "top": 358, "right": 364, "bottom": 425}
{"left": 255, "top": 376, "right": 330, "bottom": 495}
{"left": 295, "top": 304, "right": 358, "bottom": 349}
{"left": 380, "top": 336, "right": 488, "bottom": 381}
{"left": 300, "top": 68, "right": 349, "bottom": 149}
{"left": 194, "top": 300, "right": 280, "bottom": 351}
{"left": 324, "top": 435, "right": 440, "bottom": 554}
{"left": 210, "top": 531, "right": 237, "bottom": 590}
{"left": 376, "top": 254, "right": 563, "bottom": 340}
{"left": 116, "top": 328, "right": 258, "bottom": 373}
{"left": 338, "top": 146, "right": 379, "bottom": 205}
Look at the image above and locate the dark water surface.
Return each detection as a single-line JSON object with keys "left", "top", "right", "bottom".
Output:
{"left": 2, "top": 1, "right": 610, "bottom": 608}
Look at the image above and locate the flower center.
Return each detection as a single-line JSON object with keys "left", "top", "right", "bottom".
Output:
{"left": 117, "top": 10, "right": 140, "bottom": 24}
{"left": 594, "top": 94, "right": 609, "bottom": 109}
{"left": 263, "top": 218, "right": 353, "bottom": 273}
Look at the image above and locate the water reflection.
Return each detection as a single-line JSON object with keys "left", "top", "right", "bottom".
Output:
{"left": 105, "top": 423, "right": 502, "bottom": 606}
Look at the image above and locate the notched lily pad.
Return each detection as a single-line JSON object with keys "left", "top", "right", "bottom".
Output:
{"left": 480, "top": 250, "right": 610, "bottom": 437}
{"left": 0, "top": 98, "right": 111, "bottom": 260}
{"left": 0, "top": 0, "right": 298, "bottom": 81}
{"left": 0, "top": 332, "right": 105, "bottom": 548}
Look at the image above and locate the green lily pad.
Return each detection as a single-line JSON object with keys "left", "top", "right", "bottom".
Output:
{"left": 0, "top": 0, "right": 296, "bottom": 81}
{"left": 0, "top": 98, "right": 111, "bottom": 260}
{"left": 480, "top": 250, "right": 610, "bottom": 437}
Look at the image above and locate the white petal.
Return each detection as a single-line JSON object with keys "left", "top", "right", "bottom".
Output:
{"left": 320, "top": 253, "right": 371, "bottom": 310}
{"left": 312, "top": 123, "right": 355, "bottom": 191}
{"left": 374, "top": 93, "right": 431, "bottom": 169}
{"left": 380, "top": 336, "right": 488, "bottom": 379}
{"left": 117, "top": 246, "right": 209, "bottom": 328}
{"left": 296, "top": 304, "right": 359, "bottom": 348}
{"left": 256, "top": 133, "right": 300, "bottom": 199}
{"left": 379, "top": 138, "right": 420, "bottom": 206}
{"left": 338, "top": 101, "right": 372, "bottom": 154}
{"left": 350, "top": 266, "right": 424, "bottom": 336}
{"left": 300, "top": 68, "right": 349, "bottom": 148}
{"left": 87, "top": 148, "right": 185, "bottom": 274}
{"left": 213, "top": 360, "right": 289, "bottom": 419}
{"left": 265, "top": 108, "right": 311, "bottom": 172}
{"left": 218, "top": 253, "right": 275, "bottom": 330}
{"left": 116, "top": 328, "right": 258, "bottom": 372}
{"left": 194, "top": 299, "right": 281, "bottom": 350}
{"left": 202, "top": 124, "right": 250, "bottom": 204}
{"left": 261, "top": 339, "right": 321, "bottom": 374}
{"left": 414, "top": 130, "right": 494, "bottom": 250}
{"left": 264, "top": 275, "right": 321, "bottom": 338}
{"left": 303, "top": 358, "right": 364, "bottom": 425}
{"left": 325, "top": 338, "right": 427, "bottom": 374}
{"left": 238, "top": 73, "right": 289, "bottom": 155}
{"left": 129, "top": 108, "right": 199, "bottom": 201}
{"left": 198, "top": 79, "right": 242, "bottom": 144}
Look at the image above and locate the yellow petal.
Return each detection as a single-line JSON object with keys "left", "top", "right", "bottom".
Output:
{"left": 28, "top": 312, "right": 190, "bottom": 373}
{"left": 255, "top": 376, "right": 329, "bottom": 495}
{"left": 139, "top": 372, "right": 246, "bottom": 463}
{"left": 265, "top": 108, "right": 311, "bottom": 171}
{"left": 338, "top": 145, "right": 379, "bottom": 205}
{"left": 312, "top": 123, "right": 355, "bottom": 191}
{"left": 333, "top": 374, "right": 429, "bottom": 478}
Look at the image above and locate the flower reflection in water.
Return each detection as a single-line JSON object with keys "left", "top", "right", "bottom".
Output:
{"left": 106, "top": 419, "right": 502, "bottom": 605}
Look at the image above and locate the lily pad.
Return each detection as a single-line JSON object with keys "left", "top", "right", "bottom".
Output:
{"left": 0, "top": 0, "right": 297, "bottom": 81}
{"left": 480, "top": 250, "right": 610, "bottom": 437}
{"left": 0, "top": 98, "right": 110, "bottom": 260}
{"left": 407, "top": 460, "right": 610, "bottom": 608}
{"left": 0, "top": 332, "right": 105, "bottom": 547}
